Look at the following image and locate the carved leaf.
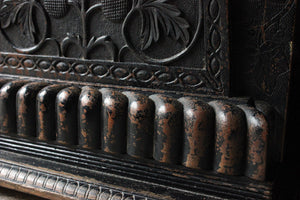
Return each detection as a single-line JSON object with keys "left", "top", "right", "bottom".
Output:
{"left": 0, "top": 0, "right": 38, "bottom": 43}
{"left": 134, "top": 0, "right": 190, "bottom": 50}
{"left": 87, "top": 36, "right": 117, "bottom": 61}
{"left": 61, "top": 33, "right": 84, "bottom": 57}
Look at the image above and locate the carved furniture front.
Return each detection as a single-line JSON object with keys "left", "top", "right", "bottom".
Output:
{"left": 0, "top": 0, "right": 298, "bottom": 199}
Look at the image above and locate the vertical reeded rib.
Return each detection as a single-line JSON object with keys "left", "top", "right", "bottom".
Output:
{"left": 209, "top": 101, "right": 247, "bottom": 176}
{"left": 239, "top": 105, "right": 269, "bottom": 181}
{"left": 16, "top": 82, "right": 49, "bottom": 137}
{"left": 100, "top": 89, "right": 128, "bottom": 154}
{"left": 0, "top": 80, "right": 29, "bottom": 135}
{"left": 150, "top": 95, "right": 183, "bottom": 165}
{"left": 37, "top": 85, "right": 67, "bottom": 141}
{"left": 124, "top": 92, "right": 154, "bottom": 159}
{"left": 56, "top": 86, "right": 81, "bottom": 146}
{"left": 179, "top": 97, "right": 215, "bottom": 170}
{"left": 78, "top": 86, "right": 102, "bottom": 150}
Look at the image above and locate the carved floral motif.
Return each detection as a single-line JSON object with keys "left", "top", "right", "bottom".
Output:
{"left": 0, "top": 0, "right": 194, "bottom": 63}
{"left": 130, "top": 0, "right": 190, "bottom": 50}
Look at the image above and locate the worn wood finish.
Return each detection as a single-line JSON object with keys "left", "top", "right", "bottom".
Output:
{"left": 100, "top": 89, "right": 128, "bottom": 154}
{"left": 0, "top": 0, "right": 298, "bottom": 199}
{"left": 78, "top": 86, "right": 102, "bottom": 150}
{"left": 150, "top": 95, "right": 183, "bottom": 165}
{"left": 124, "top": 92, "right": 154, "bottom": 159}
{"left": 0, "top": 80, "right": 30, "bottom": 135}
{"left": 0, "top": 78, "right": 278, "bottom": 183}
{"left": 239, "top": 105, "right": 269, "bottom": 181}
{"left": 56, "top": 86, "right": 81, "bottom": 146}
{"left": 209, "top": 101, "right": 247, "bottom": 176}
{"left": 178, "top": 97, "right": 215, "bottom": 170}
{"left": 17, "top": 82, "right": 49, "bottom": 138}
{"left": 37, "top": 84, "right": 68, "bottom": 141}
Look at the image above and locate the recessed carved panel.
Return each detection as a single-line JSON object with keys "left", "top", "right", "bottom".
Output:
{"left": 0, "top": 0, "right": 230, "bottom": 95}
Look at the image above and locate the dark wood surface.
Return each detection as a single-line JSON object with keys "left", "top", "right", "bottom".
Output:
{"left": 0, "top": 0, "right": 299, "bottom": 199}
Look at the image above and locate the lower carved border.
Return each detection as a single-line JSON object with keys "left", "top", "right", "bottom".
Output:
{"left": 0, "top": 136, "right": 273, "bottom": 200}
{"left": 0, "top": 160, "right": 150, "bottom": 200}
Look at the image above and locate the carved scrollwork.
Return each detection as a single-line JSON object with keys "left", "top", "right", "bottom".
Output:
{"left": 0, "top": 0, "right": 47, "bottom": 53}
{"left": 0, "top": 0, "right": 198, "bottom": 64}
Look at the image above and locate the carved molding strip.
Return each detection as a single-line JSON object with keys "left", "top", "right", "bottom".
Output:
{"left": 0, "top": 161, "right": 150, "bottom": 200}
{"left": 0, "top": 77, "right": 281, "bottom": 182}
{"left": 0, "top": 52, "right": 213, "bottom": 93}
{"left": 0, "top": 137, "right": 273, "bottom": 200}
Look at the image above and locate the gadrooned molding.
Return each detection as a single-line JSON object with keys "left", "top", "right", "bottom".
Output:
{"left": 0, "top": 78, "right": 280, "bottom": 182}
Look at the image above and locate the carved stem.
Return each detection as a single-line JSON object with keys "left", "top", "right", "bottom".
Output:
{"left": 80, "top": 0, "right": 87, "bottom": 49}
{"left": 86, "top": 3, "right": 103, "bottom": 17}
{"left": 69, "top": 0, "right": 88, "bottom": 58}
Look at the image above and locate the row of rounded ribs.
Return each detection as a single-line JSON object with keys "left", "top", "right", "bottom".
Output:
{"left": 0, "top": 79, "right": 273, "bottom": 181}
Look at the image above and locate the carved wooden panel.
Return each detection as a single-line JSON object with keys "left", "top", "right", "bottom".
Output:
{"left": 0, "top": 0, "right": 298, "bottom": 199}
{"left": 0, "top": 0, "right": 230, "bottom": 95}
